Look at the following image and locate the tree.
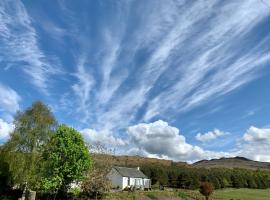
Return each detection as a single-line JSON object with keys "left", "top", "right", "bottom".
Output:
{"left": 81, "top": 143, "right": 113, "bottom": 200}
{"left": 41, "top": 124, "right": 92, "bottom": 198}
{"left": 199, "top": 182, "right": 214, "bottom": 200}
{"left": 2, "top": 101, "right": 56, "bottom": 190}
{"left": 0, "top": 149, "right": 12, "bottom": 194}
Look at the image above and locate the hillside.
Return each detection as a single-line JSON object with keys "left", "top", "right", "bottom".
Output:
{"left": 94, "top": 154, "right": 270, "bottom": 171}
{"left": 93, "top": 154, "right": 188, "bottom": 167}
{"left": 192, "top": 156, "right": 270, "bottom": 171}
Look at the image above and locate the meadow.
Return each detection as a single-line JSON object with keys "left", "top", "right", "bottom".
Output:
{"left": 213, "top": 188, "right": 270, "bottom": 200}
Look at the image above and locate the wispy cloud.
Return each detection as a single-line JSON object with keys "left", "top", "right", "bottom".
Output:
{"left": 72, "top": 54, "right": 95, "bottom": 120}
{"left": 58, "top": 0, "right": 270, "bottom": 148}
{"left": 0, "top": 0, "right": 61, "bottom": 92}
{"left": 143, "top": 0, "right": 270, "bottom": 121}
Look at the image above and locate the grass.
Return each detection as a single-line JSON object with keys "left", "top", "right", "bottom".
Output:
{"left": 104, "top": 188, "right": 270, "bottom": 200}
{"left": 213, "top": 188, "right": 270, "bottom": 200}
{"left": 145, "top": 193, "right": 158, "bottom": 200}
{"left": 104, "top": 190, "right": 179, "bottom": 200}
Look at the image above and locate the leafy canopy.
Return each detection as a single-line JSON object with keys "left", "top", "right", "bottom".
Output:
{"left": 41, "top": 124, "right": 92, "bottom": 193}
{"left": 2, "top": 101, "right": 56, "bottom": 189}
{"left": 4, "top": 101, "right": 56, "bottom": 152}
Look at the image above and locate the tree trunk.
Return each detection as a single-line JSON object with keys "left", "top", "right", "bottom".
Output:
{"left": 205, "top": 196, "right": 209, "bottom": 200}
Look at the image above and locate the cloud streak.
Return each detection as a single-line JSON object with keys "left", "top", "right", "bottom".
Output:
{"left": 144, "top": 0, "right": 270, "bottom": 120}
{"left": 0, "top": 0, "right": 61, "bottom": 92}
{"left": 61, "top": 0, "right": 270, "bottom": 142}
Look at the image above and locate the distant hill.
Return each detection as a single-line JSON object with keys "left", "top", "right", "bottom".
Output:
{"left": 93, "top": 154, "right": 188, "bottom": 167}
{"left": 192, "top": 156, "right": 270, "bottom": 171}
{"left": 94, "top": 154, "right": 270, "bottom": 171}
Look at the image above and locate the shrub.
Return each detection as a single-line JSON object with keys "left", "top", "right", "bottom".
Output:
{"left": 199, "top": 182, "right": 214, "bottom": 200}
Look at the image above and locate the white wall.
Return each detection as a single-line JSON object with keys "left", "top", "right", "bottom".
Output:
{"left": 118, "top": 176, "right": 151, "bottom": 189}
{"left": 144, "top": 179, "right": 151, "bottom": 188}
{"left": 122, "top": 177, "right": 129, "bottom": 189}
{"left": 130, "top": 177, "right": 143, "bottom": 188}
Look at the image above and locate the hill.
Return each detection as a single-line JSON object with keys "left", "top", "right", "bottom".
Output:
{"left": 93, "top": 154, "right": 188, "bottom": 167}
{"left": 94, "top": 154, "right": 270, "bottom": 171}
{"left": 192, "top": 156, "right": 270, "bottom": 170}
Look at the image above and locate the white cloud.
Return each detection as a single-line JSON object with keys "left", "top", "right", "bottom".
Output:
{"left": 126, "top": 122, "right": 270, "bottom": 163}
{"left": 235, "top": 126, "right": 270, "bottom": 162}
{"left": 127, "top": 120, "right": 231, "bottom": 162}
{"left": 0, "top": 84, "right": 21, "bottom": 114}
{"left": 243, "top": 126, "right": 270, "bottom": 143}
{"left": 0, "top": 118, "right": 14, "bottom": 142}
{"left": 196, "top": 129, "right": 229, "bottom": 142}
{"left": 0, "top": 0, "right": 61, "bottom": 91}
{"left": 80, "top": 128, "right": 126, "bottom": 147}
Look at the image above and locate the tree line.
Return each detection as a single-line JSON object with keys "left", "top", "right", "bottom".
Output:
{"left": 140, "top": 163, "right": 270, "bottom": 190}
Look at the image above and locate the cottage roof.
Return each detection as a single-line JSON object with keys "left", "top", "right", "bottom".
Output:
{"left": 113, "top": 166, "right": 148, "bottom": 178}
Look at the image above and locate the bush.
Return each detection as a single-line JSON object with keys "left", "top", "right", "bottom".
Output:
{"left": 199, "top": 182, "right": 214, "bottom": 200}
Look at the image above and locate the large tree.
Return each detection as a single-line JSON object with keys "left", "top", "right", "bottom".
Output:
{"left": 41, "top": 124, "right": 92, "bottom": 198}
{"left": 3, "top": 101, "right": 57, "bottom": 189}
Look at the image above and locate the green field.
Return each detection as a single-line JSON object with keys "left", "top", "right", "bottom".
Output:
{"left": 213, "top": 188, "right": 270, "bottom": 200}
{"left": 104, "top": 189, "right": 270, "bottom": 200}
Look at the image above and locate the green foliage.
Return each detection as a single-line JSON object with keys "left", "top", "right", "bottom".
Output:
{"left": 0, "top": 150, "right": 12, "bottom": 194}
{"left": 2, "top": 101, "right": 56, "bottom": 190}
{"left": 4, "top": 101, "right": 57, "bottom": 153}
{"left": 41, "top": 124, "right": 92, "bottom": 195}
{"left": 140, "top": 163, "right": 270, "bottom": 190}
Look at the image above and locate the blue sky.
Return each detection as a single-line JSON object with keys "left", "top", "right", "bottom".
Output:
{"left": 0, "top": 0, "right": 270, "bottom": 162}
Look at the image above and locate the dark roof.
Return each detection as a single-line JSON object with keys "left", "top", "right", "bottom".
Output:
{"left": 113, "top": 166, "right": 148, "bottom": 178}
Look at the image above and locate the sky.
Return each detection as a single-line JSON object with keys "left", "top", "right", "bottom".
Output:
{"left": 0, "top": 0, "right": 270, "bottom": 163}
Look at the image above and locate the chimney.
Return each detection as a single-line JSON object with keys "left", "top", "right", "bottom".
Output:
{"left": 137, "top": 166, "right": 140, "bottom": 170}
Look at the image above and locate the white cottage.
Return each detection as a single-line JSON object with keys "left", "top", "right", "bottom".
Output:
{"left": 108, "top": 166, "right": 151, "bottom": 190}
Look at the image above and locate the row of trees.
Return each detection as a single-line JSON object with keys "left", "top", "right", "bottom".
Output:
{"left": 140, "top": 164, "right": 270, "bottom": 190}
{"left": 0, "top": 101, "right": 104, "bottom": 199}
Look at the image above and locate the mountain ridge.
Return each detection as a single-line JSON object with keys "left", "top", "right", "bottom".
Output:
{"left": 94, "top": 154, "right": 270, "bottom": 171}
